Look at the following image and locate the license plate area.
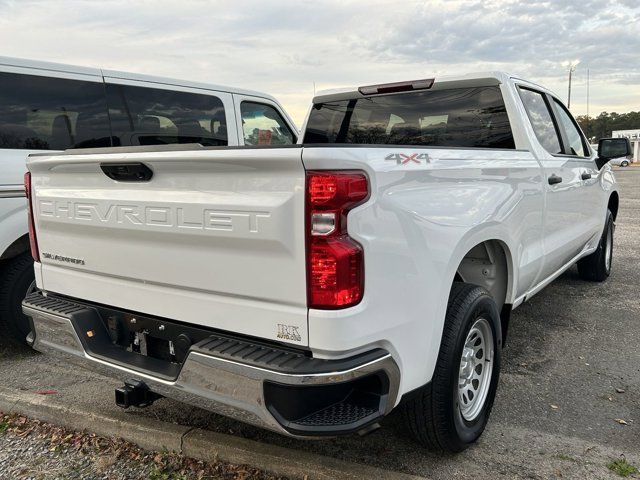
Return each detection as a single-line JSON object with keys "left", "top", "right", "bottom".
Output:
{"left": 63, "top": 298, "right": 216, "bottom": 381}
{"left": 105, "top": 313, "right": 210, "bottom": 365}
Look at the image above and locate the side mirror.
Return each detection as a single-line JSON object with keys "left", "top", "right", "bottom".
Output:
{"left": 596, "top": 138, "right": 632, "bottom": 169}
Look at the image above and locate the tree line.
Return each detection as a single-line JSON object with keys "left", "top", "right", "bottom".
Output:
{"left": 575, "top": 111, "right": 640, "bottom": 142}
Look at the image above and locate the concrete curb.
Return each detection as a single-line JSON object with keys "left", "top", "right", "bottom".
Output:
{"left": 0, "top": 387, "right": 188, "bottom": 453}
{"left": 0, "top": 387, "right": 426, "bottom": 480}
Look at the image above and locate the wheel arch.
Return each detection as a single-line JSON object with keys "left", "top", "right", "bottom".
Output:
{"left": 0, "top": 233, "right": 30, "bottom": 262}
{"left": 451, "top": 237, "right": 515, "bottom": 310}
{"left": 608, "top": 191, "right": 619, "bottom": 221}
{"left": 448, "top": 235, "right": 516, "bottom": 343}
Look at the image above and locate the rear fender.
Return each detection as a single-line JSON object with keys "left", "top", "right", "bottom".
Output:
{"left": 0, "top": 199, "right": 28, "bottom": 260}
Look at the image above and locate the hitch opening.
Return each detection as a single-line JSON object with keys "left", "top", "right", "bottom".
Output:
{"left": 115, "top": 379, "right": 162, "bottom": 409}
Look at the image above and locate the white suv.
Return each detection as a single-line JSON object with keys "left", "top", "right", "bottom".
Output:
{"left": 0, "top": 56, "right": 297, "bottom": 341}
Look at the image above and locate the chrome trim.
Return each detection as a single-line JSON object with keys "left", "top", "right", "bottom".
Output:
{"left": 24, "top": 304, "right": 401, "bottom": 436}
{"left": 0, "top": 184, "right": 26, "bottom": 198}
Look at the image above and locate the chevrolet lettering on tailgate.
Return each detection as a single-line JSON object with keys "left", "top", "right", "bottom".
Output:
{"left": 38, "top": 200, "right": 271, "bottom": 234}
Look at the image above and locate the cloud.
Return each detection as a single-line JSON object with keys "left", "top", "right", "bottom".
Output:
{"left": 0, "top": 0, "right": 637, "bottom": 125}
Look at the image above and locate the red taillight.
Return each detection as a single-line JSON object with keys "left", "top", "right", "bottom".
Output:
{"left": 24, "top": 172, "right": 40, "bottom": 262}
{"left": 306, "top": 171, "right": 369, "bottom": 309}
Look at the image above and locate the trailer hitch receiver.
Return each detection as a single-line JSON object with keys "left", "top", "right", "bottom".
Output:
{"left": 115, "top": 379, "right": 162, "bottom": 409}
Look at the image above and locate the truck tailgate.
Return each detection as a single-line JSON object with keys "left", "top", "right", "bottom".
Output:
{"left": 28, "top": 146, "right": 308, "bottom": 346}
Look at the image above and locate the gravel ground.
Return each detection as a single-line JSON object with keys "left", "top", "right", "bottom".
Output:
{"left": 0, "top": 414, "right": 286, "bottom": 480}
{"left": 0, "top": 167, "right": 638, "bottom": 479}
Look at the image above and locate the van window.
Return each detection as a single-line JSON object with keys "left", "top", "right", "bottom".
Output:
{"left": 106, "top": 84, "right": 228, "bottom": 147}
{"left": 0, "top": 72, "right": 111, "bottom": 150}
{"left": 240, "top": 102, "right": 295, "bottom": 145}
{"left": 303, "top": 86, "right": 515, "bottom": 149}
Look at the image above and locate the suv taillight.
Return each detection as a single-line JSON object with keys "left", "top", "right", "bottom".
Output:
{"left": 306, "top": 171, "right": 369, "bottom": 309}
{"left": 24, "top": 172, "right": 40, "bottom": 262}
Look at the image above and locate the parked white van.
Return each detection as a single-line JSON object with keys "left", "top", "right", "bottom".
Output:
{"left": 0, "top": 56, "right": 297, "bottom": 341}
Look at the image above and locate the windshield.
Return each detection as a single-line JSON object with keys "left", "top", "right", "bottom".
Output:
{"left": 304, "top": 86, "right": 515, "bottom": 149}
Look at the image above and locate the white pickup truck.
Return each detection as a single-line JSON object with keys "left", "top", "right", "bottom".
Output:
{"left": 22, "top": 72, "right": 630, "bottom": 452}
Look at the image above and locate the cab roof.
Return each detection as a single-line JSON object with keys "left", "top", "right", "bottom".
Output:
{"left": 313, "top": 71, "right": 557, "bottom": 103}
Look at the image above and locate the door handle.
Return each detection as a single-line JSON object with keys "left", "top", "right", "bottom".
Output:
{"left": 548, "top": 174, "right": 563, "bottom": 185}
{"left": 581, "top": 172, "right": 592, "bottom": 180}
{"left": 100, "top": 163, "right": 153, "bottom": 182}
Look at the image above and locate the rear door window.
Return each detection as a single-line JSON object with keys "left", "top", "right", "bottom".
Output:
{"left": 106, "top": 84, "right": 228, "bottom": 147}
{"left": 552, "top": 99, "right": 588, "bottom": 157}
{"left": 0, "top": 71, "right": 111, "bottom": 150}
{"left": 303, "top": 86, "right": 515, "bottom": 149}
{"left": 518, "top": 88, "right": 563, "bottom": 155}
{"left": 240, "top": 102, "right": 295, "bottom": 145}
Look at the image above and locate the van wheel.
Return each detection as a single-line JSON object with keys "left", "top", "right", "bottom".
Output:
{"left": 577, "top": 209, "right": 614, "bottom": 282}
{"left": 0, "top": 253, "right": 35, "bottom": 343}
{"left": 402, "top": 282, "right": 502, "bottom": 452}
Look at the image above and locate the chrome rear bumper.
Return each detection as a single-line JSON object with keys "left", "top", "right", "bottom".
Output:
{"left": 23, "top": 292, "right": 400, "bottom": 437}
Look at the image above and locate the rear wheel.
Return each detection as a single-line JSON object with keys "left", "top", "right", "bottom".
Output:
{"left": 577, "top": 209, "right": 614, "bottom": 282}
{"left": 0, "top": 252, "right": 36, "bottom": 343}
{"left": 621, "top": 160, "right": 629, "bottom": 167}
{"left": 402, "top": 283, "right": 502, "bottom": 452}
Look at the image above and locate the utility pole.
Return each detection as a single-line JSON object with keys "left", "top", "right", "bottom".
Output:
{"left": 567, "top": 60, "right": 579, "bottom": 110}
{"left": 586, "top": 68, "right": 590, "bottom": 119}
{"left": 586, "top": 68, "right": 590, "bottom": 137}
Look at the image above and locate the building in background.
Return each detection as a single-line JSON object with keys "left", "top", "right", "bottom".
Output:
{"left": 612, "top": 129, "right": 640, "bottom": 163}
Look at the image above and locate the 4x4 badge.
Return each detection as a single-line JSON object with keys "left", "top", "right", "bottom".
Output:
{"left": 385, "top": 153, "right": 431, "bottom": 165}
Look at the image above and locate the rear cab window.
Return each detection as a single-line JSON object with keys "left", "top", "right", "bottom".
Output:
{"left": 303, "top": 86, "right": 515, "bottom": 149}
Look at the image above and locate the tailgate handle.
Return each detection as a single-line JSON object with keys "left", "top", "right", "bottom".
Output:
{"left": 101, "top": 163, "right": 153, "bottom": 182}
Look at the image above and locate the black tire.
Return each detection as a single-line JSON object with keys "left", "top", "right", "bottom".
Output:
{"left": 577, "top": 209, "right": 614, "bottom": 282}
{"left": 0, "top": 252, "right": 35, "bottom": 343}
{"left": 402, "top": 283, "right": 502, "bottom": 452}
{"left": 621, "top": 161, "right": 629, "bottom": 167}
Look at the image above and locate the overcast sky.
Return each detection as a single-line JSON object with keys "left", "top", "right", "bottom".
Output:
{"left": 1, "top": 0, "right": 638, "bottom": 126}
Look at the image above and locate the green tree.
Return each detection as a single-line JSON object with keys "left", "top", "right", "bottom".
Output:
{"left": 576, "top": 111, "right": 640, "bottom": 142}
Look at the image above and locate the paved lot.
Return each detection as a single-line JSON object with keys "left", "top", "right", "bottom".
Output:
{"left": 1, "top": 168, "right": 638, "bottom": 479}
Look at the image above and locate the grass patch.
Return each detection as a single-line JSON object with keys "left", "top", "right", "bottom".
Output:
{"left": 149, "top": 468, "right": 188, "bottom": 480}
{"left": 607, "top": 458, "right": 639, "bottom": 478}
{"left": 0, "top": 421, "right": 8, "bottom": 435}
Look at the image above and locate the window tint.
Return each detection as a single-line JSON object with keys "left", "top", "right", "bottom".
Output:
{"left": 553, "top": 99, "right": 587, "bottom": 156}
{"left": 303, "top": 86, "right": 515, "bottom": 149}
{"left": 106, "top": 84, "right": 227, "bottom": 147}
{"left": 0, "top": 72, "right": 111, "bottom": 150}
{"left": 518, "top": 88, "right": 562, "bottom": 155}
{"left": 240, "top": 102, "right": 295, "bottom": 145}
